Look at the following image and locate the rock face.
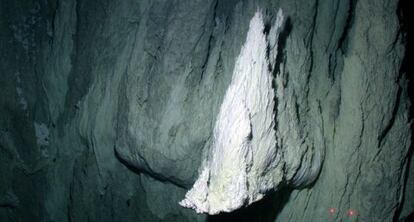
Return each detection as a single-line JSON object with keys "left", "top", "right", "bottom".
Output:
{"left": 180, "top": 10, "right": 323, "bottom": 214}
{"left": 0, "top": 0, "right": 412, "bottom": 222}
{"left": 180, "top": 11, "right": 285, "bottom": 214}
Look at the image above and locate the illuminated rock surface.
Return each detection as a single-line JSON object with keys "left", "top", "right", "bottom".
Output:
{"left": 180, "top": 11, "right": 284, "bottom": 214}
{"left": 0, "top": 0, "right": 412, "bottom": 221}
{"left": 180, "top": 10, "right": 322, "bottom": 214}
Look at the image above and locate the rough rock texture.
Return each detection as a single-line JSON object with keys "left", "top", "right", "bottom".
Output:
{"left": 180, "top": 11, "right": 285, "bottom": 214}
{"left": 0, "top": 0, "right": 412, "bottom": 222}
{"left": 180, "top": 10, "right": 323, "bottom": 214}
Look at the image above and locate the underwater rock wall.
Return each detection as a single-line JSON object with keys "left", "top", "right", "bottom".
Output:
{"left": 0, "top": 0, "right": 412, "bottom": 221}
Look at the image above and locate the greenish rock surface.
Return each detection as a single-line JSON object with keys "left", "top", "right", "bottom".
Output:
{"left": 0, "top": 0, "right": 412, "bottom": 221}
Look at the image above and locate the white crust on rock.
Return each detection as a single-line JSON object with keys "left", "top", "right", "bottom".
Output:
{"left": 180, "top": 9, "right": 285, "bottom": 214}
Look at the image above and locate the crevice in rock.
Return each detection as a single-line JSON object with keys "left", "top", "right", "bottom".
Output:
{"left": 271, "top": 17, "right": 292, "bottom": 134}
{"left": 199, "top": 0, "right": 218, "bottom": 83}
{"left": 377, "top": 87, "right": 402, "bottom": 148}
{"left": 67, "top": 161, "right": 76, "bottom": 222}
{"left": 392, "top": 0, "right": 414, "bottom": 220}
{"left": 329, "top": 0, "right": 356, "bottom": 82}
{"left": 305, "top": 0, "right": 320, "bottom": 94}
{"left": 337, "top": 0, "right": 356, "bottom": 54}
{"left": 49, "top": 0, "right": 59, "bottom": 43}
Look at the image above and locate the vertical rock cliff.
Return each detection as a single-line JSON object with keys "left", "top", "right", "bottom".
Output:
{"left": 0, "top": 0, "right": 412, "bottom": 221}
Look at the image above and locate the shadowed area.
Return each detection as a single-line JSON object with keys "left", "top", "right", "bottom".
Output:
{"left": 207, "top": 187, "right": 292, "bottom": 222}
